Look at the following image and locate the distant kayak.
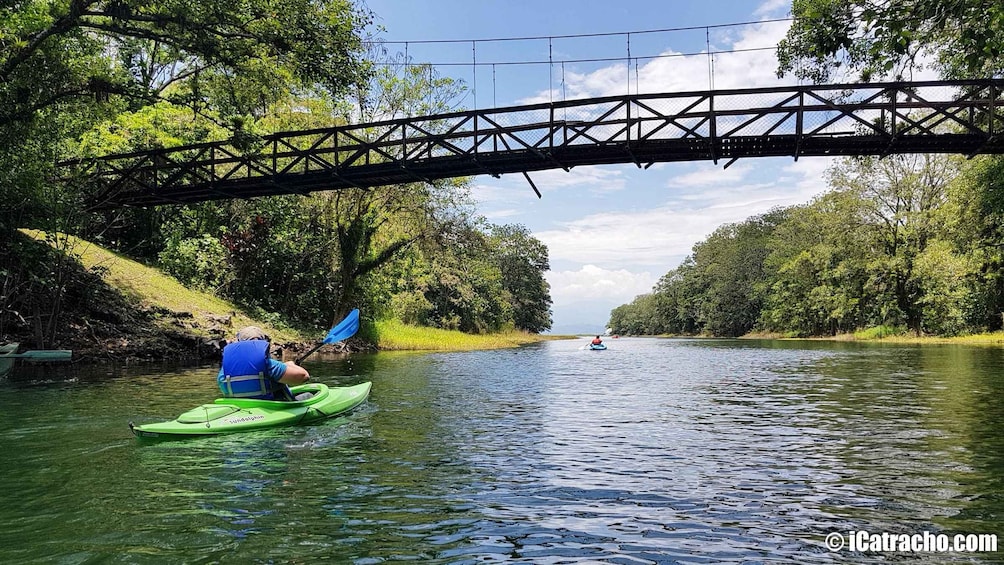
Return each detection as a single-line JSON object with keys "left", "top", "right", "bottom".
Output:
{"left": 130, "top": 382, "right": 371, "bottom": 440}
{"left": 588, "top": 343, "right": 607, "bottom": 350}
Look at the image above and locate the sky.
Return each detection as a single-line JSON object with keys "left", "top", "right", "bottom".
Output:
{"left": 355, "top": 0, "right": 901, "bottom": 334}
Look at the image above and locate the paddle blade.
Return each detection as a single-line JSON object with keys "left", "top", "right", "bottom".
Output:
{"left": 323, "top": 309, "right": 360, "bottom": 344}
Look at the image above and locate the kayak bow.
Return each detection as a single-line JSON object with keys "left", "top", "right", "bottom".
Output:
{"left": 130, "top": 382, "right": 371, "bottom": 440}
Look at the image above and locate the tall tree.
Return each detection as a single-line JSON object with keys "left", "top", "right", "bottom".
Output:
{"left": 487, "top": 224, "right": 553, "bottom": 333}
{"left": 827, "top": 154, "right": 958, "bottom": 333}
{"left": 761, "top": 194, "right": 873, "bottom": 335}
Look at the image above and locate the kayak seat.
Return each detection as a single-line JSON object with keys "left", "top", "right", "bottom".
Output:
{"left": 177, "top": 405, "right": 241, "bottom": 423}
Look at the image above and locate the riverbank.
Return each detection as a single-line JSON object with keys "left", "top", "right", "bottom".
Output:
{"left": 741, "top": 329, "right": 1004, "bottom": 346}
{"left": 11, "top": 230, "right": 558, "bottom": 361}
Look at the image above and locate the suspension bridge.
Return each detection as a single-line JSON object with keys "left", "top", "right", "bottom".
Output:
{"left": 68, "top": 79, "right": 1004, "bottom": 210}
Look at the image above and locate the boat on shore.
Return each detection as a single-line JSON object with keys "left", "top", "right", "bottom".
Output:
{"left": 1, "top": 343, "right": 72, "bottom": 378}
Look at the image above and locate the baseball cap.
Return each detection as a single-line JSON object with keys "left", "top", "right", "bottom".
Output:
{"left": 235, "top": 326, "right": 270, "bottom": 341}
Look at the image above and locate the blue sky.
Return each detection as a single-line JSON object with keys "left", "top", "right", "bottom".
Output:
{"left": 359, "top": 1, "right": 925, "bottom": 333}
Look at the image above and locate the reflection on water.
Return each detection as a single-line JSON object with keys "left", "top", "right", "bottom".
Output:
{"left": 1, "top": 339, "right": 1003, "bottom": 563}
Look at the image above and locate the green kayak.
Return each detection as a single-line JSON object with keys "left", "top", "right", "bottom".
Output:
{"left": 130, "top": 382, "right": 371, "bottom": 440}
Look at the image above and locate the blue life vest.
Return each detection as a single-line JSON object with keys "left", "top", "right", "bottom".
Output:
{"left": 219, "top": 340, "right": 281, "bottom": 400}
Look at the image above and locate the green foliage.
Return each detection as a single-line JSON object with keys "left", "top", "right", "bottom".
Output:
{"left": 912, "top": 240, "right": 975, "bottom": 335}
{"left": 778, "top": 0, "right": 1004, "bottom": 81}
{"left": 608, "top": 294, "right": 671, "bottom": 336}
{"left": 422, "top": 226, "right": 511, "bottom": 334}
{"left": 944, "top": 155, "right": 1004, "bottom": 330}
{"left": 76, "top": 102, "right": 227, "bottom": 156}
{"left": 610, "top": 210, "right": 784, "bottom": 337}
{"left": 158, "top": 234, "right": 230, "bottom": 292}
{"left": 610, "top": 153, "right": 999, "bottom": 339}
{"left": 853, "top": 324, "right": 905, "bottom": 340}
{"left": 487, "top": 224, "right": 553, "bottom": 333}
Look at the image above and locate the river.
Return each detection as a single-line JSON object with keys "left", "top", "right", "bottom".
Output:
{"left": 1, "top": 337, "right": 1003, "bottom": 563}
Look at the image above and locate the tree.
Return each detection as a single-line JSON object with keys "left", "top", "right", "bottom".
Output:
{"left": 417, "top": 223, "right": 510, "bottom": 333}
{"left": 608, "top": 294, "right": 665, "bottom": 336}
{"left": 777, "top": 0, "right": 1004, "bottom": 82}
{"left": 0, "top": 1, "right": 374, "bottom": 345}
{"left": 761, "top": 194, "right": 872, "bottom": 335}
{"left": 942, "top": 155, "right": 1004, "bottom": 330}
{"left": 318, "top": 58, "right": 468, "bottom": 323}
{"left": 827, "top": 154, "right": 958, "bottom": 333}
{"left": 689, "top": 211, "right": 785, "bottom": 337}
{"left": 486, "top": 224, "right": 553, "bottom": 333}
{"left": 1, "top": 0, "right": 373, "bottom": 223}
{"left": 2, "top": 0, "right": 372, "bottom": 127}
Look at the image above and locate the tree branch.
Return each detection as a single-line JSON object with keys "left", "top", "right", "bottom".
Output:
{"left": 0, "top": 0, "right": 99, "bottom": 82}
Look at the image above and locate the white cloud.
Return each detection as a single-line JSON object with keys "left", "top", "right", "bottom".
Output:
{"left": 471, "top": 165, "right": 627, "bottom": 212}
{"left": 518, "top": 17, "right": 794, "bottom": 104}
{"left": 666, "top": 163, "right": 754, "bottom": 188}
{"left": 547, "top": 265, "right": 657, "bottom": 307}
{"left": 533, "top": 157, "right": 833, "bottom": 270}
{"left": 532, "top": 166, "right": 626, "bottom": 192}
{"left": 481, "top": 208, "right": 520, "bottom": 219}
{"left": 754, "top": 0, "right": 791, "bottom": 18}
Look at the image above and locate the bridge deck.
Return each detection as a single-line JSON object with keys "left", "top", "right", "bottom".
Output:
{"left": 66, "top": 80, "right": 1004, "bottom": 210}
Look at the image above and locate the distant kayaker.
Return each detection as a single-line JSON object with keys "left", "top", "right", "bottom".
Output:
{"left": 217, "top": 326, "right": 311, "bottom": 401}
{"left": 591, "top": 336, "right": 603, "bottom": 345}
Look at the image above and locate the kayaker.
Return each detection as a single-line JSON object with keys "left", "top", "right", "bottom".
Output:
{"left": 217, "top": 326, "right": 311, "bottom": 401}
{"left": 591, "top": 336, "right": 603, "bottom": 345}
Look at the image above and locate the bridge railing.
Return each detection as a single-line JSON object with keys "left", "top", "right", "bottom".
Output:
{"left": 67, "top": 79, "right": 1003, "bottom": 208}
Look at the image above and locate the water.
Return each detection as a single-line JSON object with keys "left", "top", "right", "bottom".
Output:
{"left": 2, "top": 338, "right": 1004, "bottom": 563}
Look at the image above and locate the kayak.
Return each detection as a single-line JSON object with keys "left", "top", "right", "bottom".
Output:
{"left": 130, "top": 382, "right": 371, "bottom": 440}
{"left": 588, "top": 343, "right": 607, "bottom": 350}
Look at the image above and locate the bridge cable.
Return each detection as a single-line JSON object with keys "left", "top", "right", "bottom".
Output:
{"left": 380, "top": 45, "right": 778, "bottom": 68}
{"left": 635, "top": 59, "right": 640, "bottom": 96}
{"left": 372, "top": 18, "right": 792, "bottom": 45}
{"left": 561, "top": 62, "right": 567, "bottom": 121}
{"left": 627, "top": 32, "right": 631, "bottom": 96}
{"left": 549, "top": 37, "right": 553, "bottom": 105}
{"left": 706, "top": 27, "right": 714, "bottom": 91}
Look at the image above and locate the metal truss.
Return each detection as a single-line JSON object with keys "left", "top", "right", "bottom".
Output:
{"left": 67, "top": 79, "right": 1004, "bottom": 209}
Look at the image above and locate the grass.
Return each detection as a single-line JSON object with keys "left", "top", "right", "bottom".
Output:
{"left": 852, "top": 324, "right": 904, "bottom": 340}
{"left": 850, "top": 331, "right": 1004, "bottom": 346}
{"left": 745, "top": 323, "right": 1004, "bottom": 346}
{"left": 21, "top": 229, "right": 308, "bottom": 343}
{"left": 22, "top": 229, "right": 566, "bottom": 352}
{"left": 370, "top": 319, "right": 561, "bottom": 351}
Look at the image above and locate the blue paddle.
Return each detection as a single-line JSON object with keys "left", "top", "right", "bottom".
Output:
{"left": 295, "top": 309, "right": 361, "bottom": 364}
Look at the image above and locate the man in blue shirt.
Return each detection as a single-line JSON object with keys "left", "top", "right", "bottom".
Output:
{"left": 217, "top": 326, "right": 311, "bottom": 400}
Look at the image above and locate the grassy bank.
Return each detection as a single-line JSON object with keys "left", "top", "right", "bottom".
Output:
{"left": 22, "top": 229, "right": 309, "bottom": 344}
{"left": 370, "top": 319, "right": 563, "bottom": 351}
{"left": 22, "top": 229, "right": 561, "bottom": 356}
{"left": 742, "top": 326, "right": 1004, "bottom": 346}
{"left": 846, "top": 331, "right": 1004, "bottom": 346}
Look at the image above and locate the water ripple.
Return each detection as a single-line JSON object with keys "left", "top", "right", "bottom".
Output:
{"left": 2, "top": 340, "right": 1004, "bottom": 562}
